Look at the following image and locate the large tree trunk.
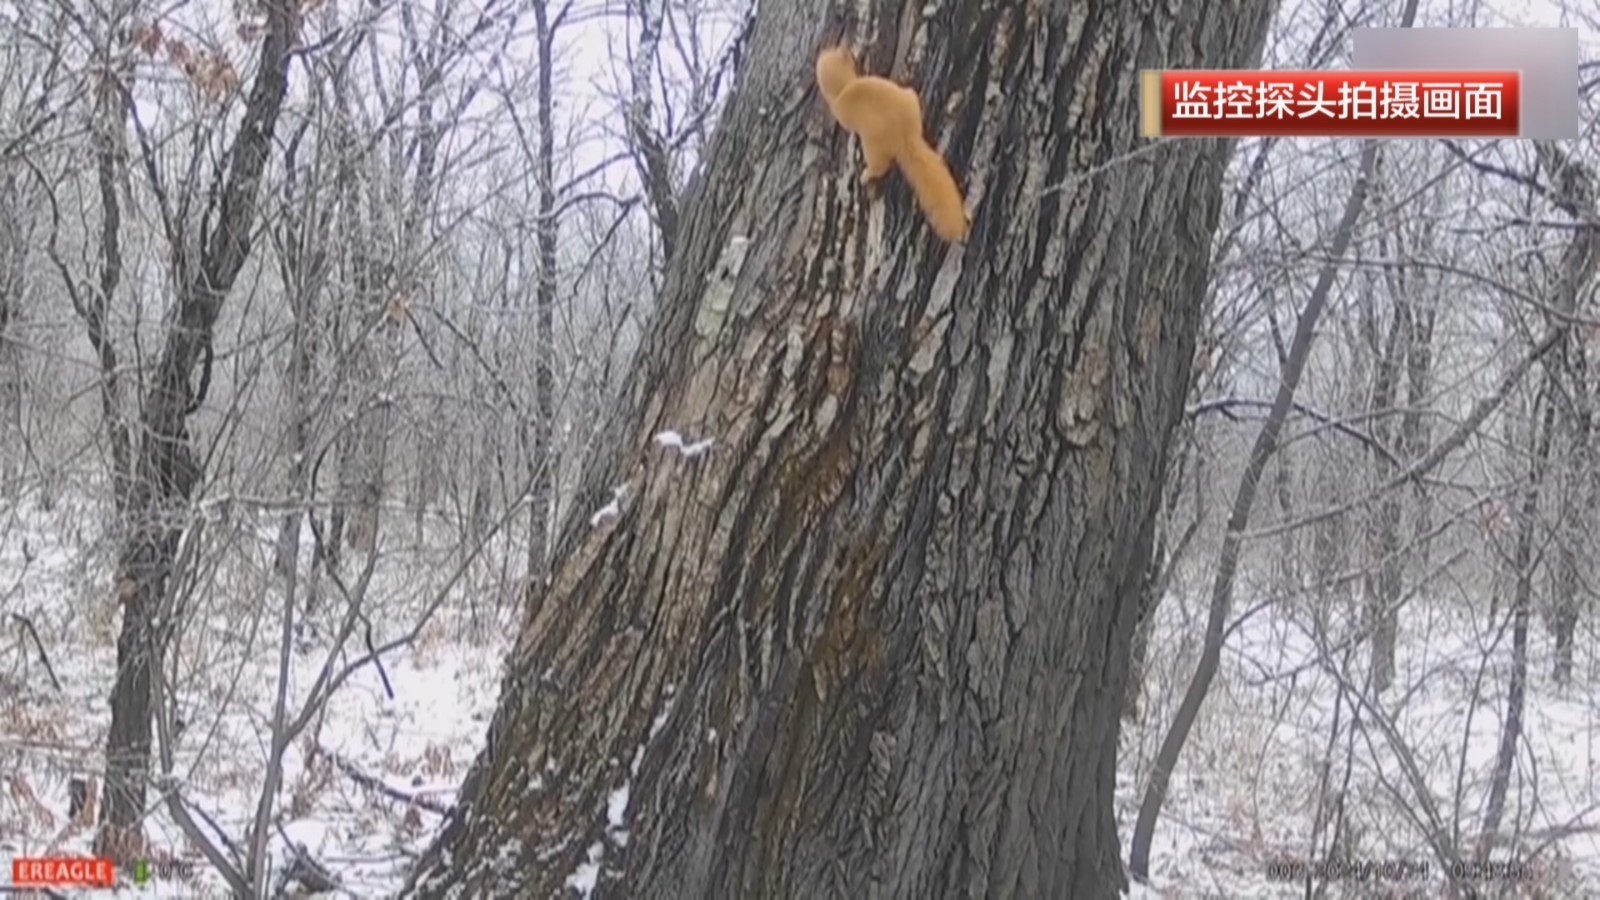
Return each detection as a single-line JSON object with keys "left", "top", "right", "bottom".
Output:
{"left": 404, "top": 0, "right": 1276, "bottom": 896}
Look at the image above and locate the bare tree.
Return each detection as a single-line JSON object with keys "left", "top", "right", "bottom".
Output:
{"left": 1129, "top": 121, "right": 1385, "bottom": 881}
{"left": 608, "top": 0, "right": 749, "bottom": 270}
{"left": 1124, "top": 0, "right": 1423, "bottom": 859}
{"left": 1117, "top": 0, "right": 1356, "bottom": 726}
{"left": 1540, "top": 146, "right": 1600, "bottom": 686}
{"left": 93, "top": 0, "right": 301, "bottom": 861}
{"left": 526, "top": 0, "right": 566, "bottom": 584}
{"left": 1477, "top": 141, "right": 1598, "bottom": 862}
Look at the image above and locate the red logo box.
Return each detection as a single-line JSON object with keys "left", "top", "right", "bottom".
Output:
{"left": 12, "top": 856, "right": 117, "bottom": 887}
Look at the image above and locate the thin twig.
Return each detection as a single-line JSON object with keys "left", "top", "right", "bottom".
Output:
{"left": 322, "top": 748, "right": 452, "bottom": 815}
{"left": 9, "top": 613, "right": 61, "bottom": 692}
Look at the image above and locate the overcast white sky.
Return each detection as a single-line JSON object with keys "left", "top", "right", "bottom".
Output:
{"left": 6, "top": 0, "right": 1592, "bottom": 239}
{"left": 79, "top": 0, "right": 741, "bottom": 215}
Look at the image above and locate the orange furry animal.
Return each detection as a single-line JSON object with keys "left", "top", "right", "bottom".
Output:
{"left": 815, "top": 46, "right": 971, "bottom": 242}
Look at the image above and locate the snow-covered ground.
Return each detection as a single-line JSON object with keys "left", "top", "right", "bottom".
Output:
{"left": 1, "top": 487, "right": 509, "bottom": 897}
{"left": 4, "top": 486, "right": 1597, "bottom": 897}
{"left": 1120, "top": 574, "right": 1600, "bottom": 898}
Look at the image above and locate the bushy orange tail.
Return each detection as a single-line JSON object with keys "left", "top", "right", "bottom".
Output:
{"left": 900, "top": 139, "right": 970, "bottom": 242}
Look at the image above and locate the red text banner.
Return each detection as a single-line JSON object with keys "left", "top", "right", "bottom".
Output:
{"left": 1139, "top": 70, "right": 1521, "bottom": 138}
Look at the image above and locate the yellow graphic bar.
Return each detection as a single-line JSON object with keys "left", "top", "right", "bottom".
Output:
{"left": 1140, "top": 69, "right": 1163, "bottom": 137}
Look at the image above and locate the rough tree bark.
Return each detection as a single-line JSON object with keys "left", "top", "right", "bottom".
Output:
{"left": 1124, "top": 436, "right": 1202, "bottom": 722}
{"left": 97, "top": 0, "right": 300, "bottom": 860}
{"left": 404, "top": 0, "right": 1275, "bottom": 896}
{"left": 528, "top": 0, "right": 561, "bottom": 585}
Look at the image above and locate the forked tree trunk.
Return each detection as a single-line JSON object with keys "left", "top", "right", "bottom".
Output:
{"left": 404, "top": 0, "right": 1275, "bottom": 896}
{"left": 96, "top": 1, "right": 300, "bottom": 860}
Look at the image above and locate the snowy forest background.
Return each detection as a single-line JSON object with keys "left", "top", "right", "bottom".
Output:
{"left": 2, "top": 0, "right": 1600, "bottom": 895}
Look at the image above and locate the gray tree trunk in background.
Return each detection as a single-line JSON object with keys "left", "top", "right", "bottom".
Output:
{"left": 0, "top": 170, "right": 24, "bottom": 496}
